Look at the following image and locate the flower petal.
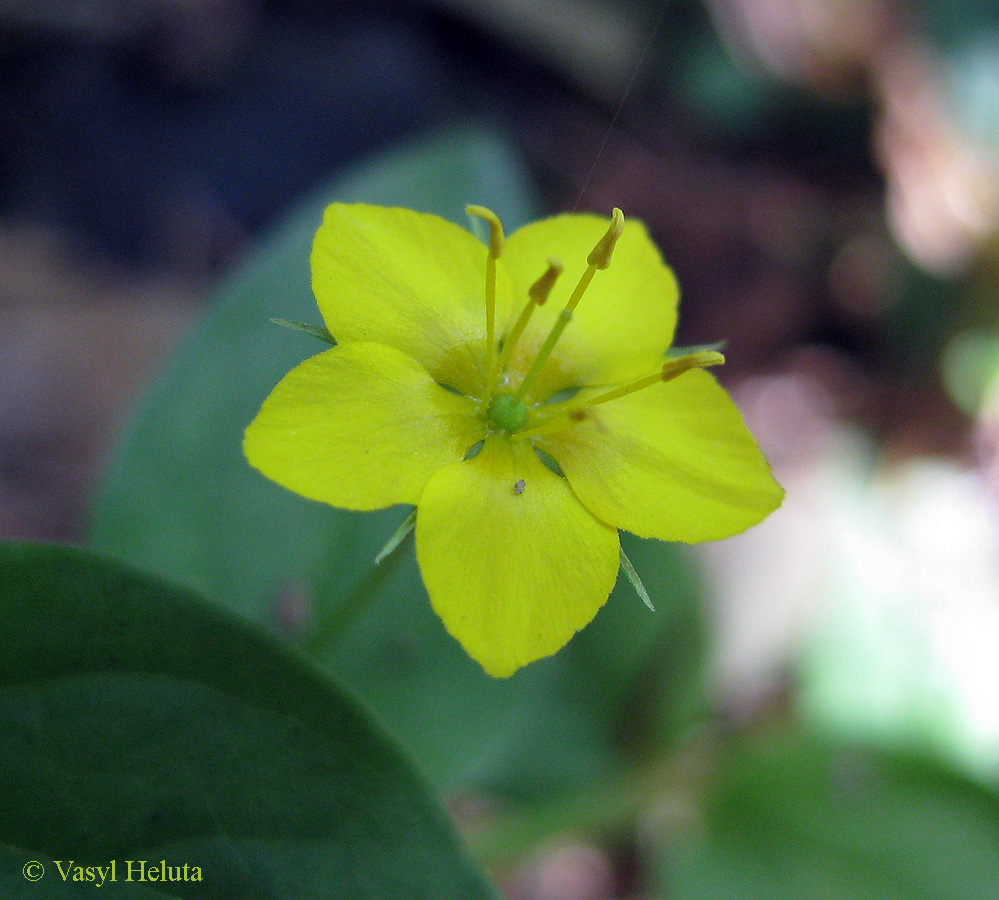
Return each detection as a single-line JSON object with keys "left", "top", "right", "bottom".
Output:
{"left": 500, "top": 213, "right": 678, "bottom": 399}
{"left": 416, "top": 436, "right": 619, "bottom": 677}
{"left": 540, "top": 370, "right": 784, "bottom": 542}
{"left": 244, "top": 342, "right": 485, "bottom": 510}
{"left": 312, "top": 203, "right": 512, "bottom": 396}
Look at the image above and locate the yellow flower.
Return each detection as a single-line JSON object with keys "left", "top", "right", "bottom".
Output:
{"left": 244, "top": 203, "right": 783, "bottom": 677}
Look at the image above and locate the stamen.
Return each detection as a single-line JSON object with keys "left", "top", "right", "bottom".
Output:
{"left": 485, "top": 258, "right": 563, "bottom": 397}
{"left": 512, "top": 209, "right": 626, "bottom": 403}
{"left": 572, "top": 350, "right": 725, "bottom": 409}
{"left": 466, "top": 205, "right": 505, "bottom": 379}
{"left": 518, "top": 350, "right": 725, "bottom": 438}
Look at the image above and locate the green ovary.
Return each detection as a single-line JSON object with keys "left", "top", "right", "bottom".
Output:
{"left": 487, "top": 394, "right": 528, "bottom": 433}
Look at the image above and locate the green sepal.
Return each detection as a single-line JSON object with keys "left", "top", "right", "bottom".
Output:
{"left": 374, "top": 507, "right": 417, "bottom": 565}
{"left": 619, "top": 545, "right": 655, "bottom": 611}
{"left": 271, "top": 318, "right": 337, "bottom": 345}
{"left": 666, "top": 340, "right": 727, "bottom": 358}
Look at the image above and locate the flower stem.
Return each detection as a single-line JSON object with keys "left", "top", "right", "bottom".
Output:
{"left": 301, "top": 512, "right": 413, "bottom": 657}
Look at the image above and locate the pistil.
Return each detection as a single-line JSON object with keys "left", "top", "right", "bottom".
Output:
{"left": 487, "top": 394, "right": 528, "bottom": 432}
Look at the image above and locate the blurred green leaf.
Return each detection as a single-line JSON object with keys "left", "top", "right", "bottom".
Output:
{"left": 89, "top": 127, "right": 705, "bottom": 798}
{"left": 940, "top": 328, "right": 999, "bottom": 414}
{"left": 658, "top": 730, "right": 999, "bottom": 900}
{"left": 0, "top": 542, "right": 497, "bottom": 900}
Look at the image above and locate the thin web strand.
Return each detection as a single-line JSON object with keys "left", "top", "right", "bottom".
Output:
{"left": 572, "top": 0, "right": 671, "bottom": 212}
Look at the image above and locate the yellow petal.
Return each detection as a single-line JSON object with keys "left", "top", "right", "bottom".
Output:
{"left": 312, "top": 203, "right": 512, "bottom": 397}
{"left": 415, "top": 436, "right": 619, "bottom": 677}
{"left": 244, "top": 342, "right": 485, "bottom": 510}
{"left": 540, "top": 370, "right": 784, "bottom": 542}
{"left": 500, "top": 213, "right": 678, "bottom": 400}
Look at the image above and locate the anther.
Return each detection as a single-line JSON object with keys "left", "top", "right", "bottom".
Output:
{"left": 587, "top": 208, "right": 625, "bottom": 270}
{"left": 528, "top": 258, "right": 563, "bottom": 304}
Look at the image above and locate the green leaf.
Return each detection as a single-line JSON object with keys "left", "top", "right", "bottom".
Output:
{"left": 88, "top": 127, "right": 706, "bottom": 798}
{"left": 657, "top": 731, "right": 999, "bottom": 900}
{"left": 0, "top": 543, "right": 497, "bottom": 900}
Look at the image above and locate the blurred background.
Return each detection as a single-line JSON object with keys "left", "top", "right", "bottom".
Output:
{"left": 3, "top": 0, "right": 999, "bottom": 897}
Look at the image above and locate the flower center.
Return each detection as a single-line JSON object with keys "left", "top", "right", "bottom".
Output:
{"left": 487, "top": 394, "right": 528, "bottom": 433}
{"left": 466, "top": 205, "right": 725, "bottom": 441}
